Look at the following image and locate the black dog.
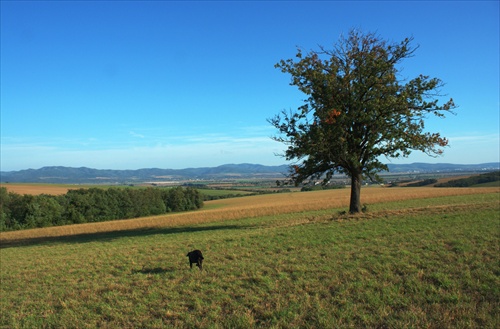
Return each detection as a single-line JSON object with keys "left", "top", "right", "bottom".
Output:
{"left": 187, "top": 250, "right": 204, "bottom": 271}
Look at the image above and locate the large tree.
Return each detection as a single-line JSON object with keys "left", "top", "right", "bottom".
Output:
{"left": 269, "top": 30, "right": 456, "bottom": 213}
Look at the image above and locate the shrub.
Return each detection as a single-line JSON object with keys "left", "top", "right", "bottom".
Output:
{"left": 435, "top": 171, "right": 499, "bottom": 187}
{"left": 406, "top": 179, "right": 438, "bottom": 187}
{"left": 0, "top": 186, "right": 204, "bottom": 231}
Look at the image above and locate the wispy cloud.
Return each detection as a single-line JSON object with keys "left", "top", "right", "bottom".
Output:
{"left": 4, "top": 128, "right": 497, "bottom": 171}
{"left": 0, "top": 131, "right": 286, "bottom": 171}
{"left": 129, "top": 131, "right": 145, "bottom": 138}
{"left": 448, "top": 133, "right": 499, "bottom": 144}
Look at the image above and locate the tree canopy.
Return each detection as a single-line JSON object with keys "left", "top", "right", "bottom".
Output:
{"left": 269, "top": 30, "right": 456, "bottom": 213}
{"left": 0, "top": 186, "right": 204, "bottom": 231}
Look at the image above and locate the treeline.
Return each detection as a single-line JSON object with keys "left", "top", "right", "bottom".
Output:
{"left": 435, "top": 171, "right": 500, "bottom": 187}
{"left": 201, "top": 188, "right": 293, "bottom": 201}
{"left": 0, "top": 186, "right": 203, "bottom": 232}
{"left": 405, "top": 179, "right": 438, "bottom": 187}
{"left": 301, "top": 184, "right": 345, "bottom": 192}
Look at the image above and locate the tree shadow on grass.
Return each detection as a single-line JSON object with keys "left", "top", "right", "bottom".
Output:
{"left": 132, "top": 266, "right": 177, "bottom": 275}
{"left": 0, "top": 224, "right": 252, "bottom": 249}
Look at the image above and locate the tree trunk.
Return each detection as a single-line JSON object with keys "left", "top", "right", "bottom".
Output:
{"left": 349, "top": 171, "right": 362, "bottom": 213}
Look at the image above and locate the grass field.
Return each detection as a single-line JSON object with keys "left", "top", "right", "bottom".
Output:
{"left": 1, "top": 187, "right": 497, "bottom": 243}
{"left": 1, "top": 187, "right": 499, "bottom": 328}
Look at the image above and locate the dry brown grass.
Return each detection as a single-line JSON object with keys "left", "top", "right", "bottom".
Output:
{"left": 1, "top": 186, "right": 498, "bottom": 243}
{"left": 1, "top": 183, "right": 77, "bottom": 195}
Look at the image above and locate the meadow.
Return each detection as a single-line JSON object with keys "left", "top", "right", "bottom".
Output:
{"left": 1, "top": 187, "right": 499, "bottom": 328}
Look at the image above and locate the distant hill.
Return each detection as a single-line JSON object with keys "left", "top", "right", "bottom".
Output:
{"left": 1, "top": 162, "right": 498, "bottom": 184}
{"left": 0, "top": 164, "right": 290, "bottom": 184}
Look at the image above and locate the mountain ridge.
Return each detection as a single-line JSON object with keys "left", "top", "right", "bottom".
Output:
{"left": 1, "top": 162, "right": 499, "bottom": 184}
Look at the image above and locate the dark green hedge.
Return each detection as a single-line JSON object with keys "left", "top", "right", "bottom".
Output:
{"left": 0, "top": 186, "right": 203, "bottom": 231}
{"left": 405, "top": 179, "right": 438, "bottom": 187}
{"left": 435, "top": 171, "right": 500, "bottom": 187}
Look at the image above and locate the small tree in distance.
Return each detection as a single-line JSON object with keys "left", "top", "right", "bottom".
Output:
{"left": 269, "top": 30, "right": 456, "bottom": 213}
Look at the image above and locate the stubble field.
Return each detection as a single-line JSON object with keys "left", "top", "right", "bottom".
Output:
{"left": 1, "top": 183, "right": 78, "bottom": 196}
{"left": 1, "top": 186, "right": 499, "bottom": 328}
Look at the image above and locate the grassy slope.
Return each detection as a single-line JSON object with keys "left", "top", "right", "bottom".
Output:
{"left": 2, "top": 187, "right": 496, "bottom": 242}
{"left": 1, "top": 192, "right": 499, "bottom": 328}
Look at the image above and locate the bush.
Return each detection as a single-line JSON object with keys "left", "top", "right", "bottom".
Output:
{"left": 406, "top": 179, "right": 438, "bottom": 187}
{"left": 0, "top": 186, "right": 204, "bottom": 232}
{"left": 435, "top": 171, "right": 500, "bottom": 187}
{"left": 301, "top": 184, "right": 345, "bottom": 192}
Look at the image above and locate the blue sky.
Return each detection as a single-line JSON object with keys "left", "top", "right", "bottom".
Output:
{"left": 1, "top": 1, "right": 499, "bottom": 171}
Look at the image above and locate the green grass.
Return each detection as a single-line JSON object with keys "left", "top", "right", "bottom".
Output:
{"left": 1, "top": 193, "right": 499, "bottom": 328}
